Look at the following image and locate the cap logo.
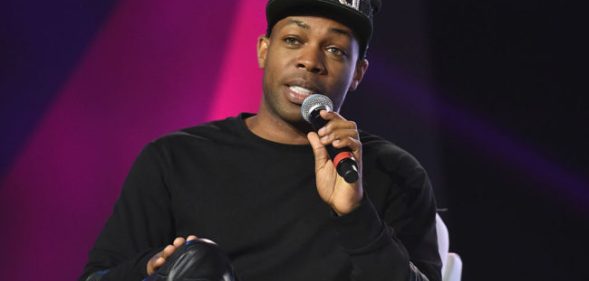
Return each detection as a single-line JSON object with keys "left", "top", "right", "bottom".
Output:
{"left": 338, "top": 0, "right": 360, "bottom": 11}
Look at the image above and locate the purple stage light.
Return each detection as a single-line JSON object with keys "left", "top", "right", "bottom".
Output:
{"left": 367, "top": 57, "right": 589, "bottom": 213}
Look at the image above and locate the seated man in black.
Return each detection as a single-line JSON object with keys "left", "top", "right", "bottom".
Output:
{"left": 80, "top": 0, "right": 442, "bottom": 280}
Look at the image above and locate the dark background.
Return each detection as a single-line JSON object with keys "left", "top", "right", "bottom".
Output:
{"left": 428, "top": 1, "right": 587, "bottom": 279}
{"left": 347, "top": 1, "right": 588, "bottom": 280}
{"left": 1, "top": 0, "right": 587, "bottom": 280}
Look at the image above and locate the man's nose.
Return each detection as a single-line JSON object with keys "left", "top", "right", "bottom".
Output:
{"left": 296, "top": 46, "right": 325, "bottom": 74}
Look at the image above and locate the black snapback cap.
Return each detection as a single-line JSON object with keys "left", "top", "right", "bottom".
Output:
{"left": 266, "top": 0, "right": 381, "bottom": 57}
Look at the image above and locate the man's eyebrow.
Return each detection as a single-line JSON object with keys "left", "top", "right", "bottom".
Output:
{"left": 285, "top": 19, "right": 353, "bottom": 39}
{"left": 286, "top": 19, "right": 310, "bottom": 29}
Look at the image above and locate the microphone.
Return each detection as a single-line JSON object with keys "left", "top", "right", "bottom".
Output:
{"left": 301, "top": 94, "right": 359, "bottom": 183}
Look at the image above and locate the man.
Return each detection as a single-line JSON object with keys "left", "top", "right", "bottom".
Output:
{"left": 80, "top": 0, "right": 442, "bottom": 280}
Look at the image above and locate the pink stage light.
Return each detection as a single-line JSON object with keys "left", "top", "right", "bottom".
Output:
{"left": 0, "top": 1, "right": 268, "bottom": 279}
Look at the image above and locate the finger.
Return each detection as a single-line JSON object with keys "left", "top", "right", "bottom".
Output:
{"left": 320, "top": 128, "right": 359, "bottom": 145}
{"left": 173, "top": 237, "right": 186, "bottom": 247}
{"left": 147, "top": 252, "right": 164, "bottom": 275}
{"left": 316, "top": 111, "right": 341, "bottom": 136}
{"left": 317, "top": 117, "right": 357, "bottom": 137}
{"left": 154, "top": 256, "right": 166, "bottom": 267}
{"left": 187, "top": 235, "right": 198, "bottom": 241}
{"left": 307, "top": 132, "right": 330, "bottom": 168}
{"left": 319, "top": 124, "right": 357, "bottom": 139}
{"left": 319, "top": 110, "right": 345, "bottom": 121}
{"left": 331, "top": 137, "right": 362, "bottom": 152}
{"left": 161, "top": 244, "right": 177, "bottom": 259}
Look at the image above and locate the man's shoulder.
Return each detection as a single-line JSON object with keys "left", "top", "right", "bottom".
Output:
{"left": 360, "top": 131, "right": 412, "bottom": 161}
{"left": 179, "top": 116, "right": 240, "bottom": 138}
{"left": 150, "top": 114, "right": 248, "bottom": 149}
{"left": 360, "top": 131, "right": 425, "bottom": 174}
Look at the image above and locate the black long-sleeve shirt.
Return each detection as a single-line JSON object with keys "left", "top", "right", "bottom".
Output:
{"left": 80, "top": 114, "right": 441, "bottom": 281}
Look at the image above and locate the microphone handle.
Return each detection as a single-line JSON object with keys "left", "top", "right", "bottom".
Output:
{"left": 309, "top": 108, "right": 359, "bottom": 183}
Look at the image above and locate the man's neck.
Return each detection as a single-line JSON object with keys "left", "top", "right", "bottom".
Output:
{"left": 245, "top": 112, "right": 311, "bottom": 145}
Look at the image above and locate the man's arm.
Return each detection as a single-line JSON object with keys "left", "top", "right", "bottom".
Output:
{"left": 79, "top": 143, "right": 175, "bottom": 281}
{"left": 307, "top": 110, "right": 441, "bottom": 281}
{"left": 332, "top": 179, "right": 440, "bottom": 281}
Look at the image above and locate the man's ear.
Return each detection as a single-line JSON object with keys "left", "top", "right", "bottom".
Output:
{"left": 257, "top": 35, "right": 270, "bottom": 68}
{"left": 349, "top": 58, "right": 369, "bottom": 91}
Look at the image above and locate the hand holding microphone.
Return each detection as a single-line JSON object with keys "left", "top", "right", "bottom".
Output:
{"left": 301, "top": 94, "right": 359, "bottom": 183}
{"left": 302, "top": 94, "right": 363, "bottom": 215}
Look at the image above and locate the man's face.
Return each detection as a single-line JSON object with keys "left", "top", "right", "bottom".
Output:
{"left": 256, "top": 15, "right": 369, "bottom": 124}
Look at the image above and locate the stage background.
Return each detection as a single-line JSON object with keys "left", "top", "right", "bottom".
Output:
{"left": 0, "top": 0, "right": 586, "bottom": 280}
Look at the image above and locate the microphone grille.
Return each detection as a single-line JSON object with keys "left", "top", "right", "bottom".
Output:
{"left": 301, "top": 94, "right": 334, "bottom": 123}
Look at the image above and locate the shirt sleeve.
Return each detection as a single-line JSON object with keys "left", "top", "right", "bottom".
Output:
{"left": 332, "top": 147, "right": 442, "bottom": 281}
{"left": 79, "top": 143, "right": 175, "bottom": 281}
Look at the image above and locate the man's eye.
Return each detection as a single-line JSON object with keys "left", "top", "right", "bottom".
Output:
{"left": 327, "top": 47, "right": 346, "bottom": 57}
{"left": 284, "top": 37, "right": 301, "bottom": 46}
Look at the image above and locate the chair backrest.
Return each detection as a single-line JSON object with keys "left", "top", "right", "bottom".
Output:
{"left": 435, "top": 214, "right": 463, "bottom": 281}
{"left": 435, "top": 214, "right": 450, "bottom": 266}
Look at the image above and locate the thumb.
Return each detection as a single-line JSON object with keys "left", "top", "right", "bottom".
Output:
{"left": 307, "top": 132, "right": 330, "bottom": 168}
